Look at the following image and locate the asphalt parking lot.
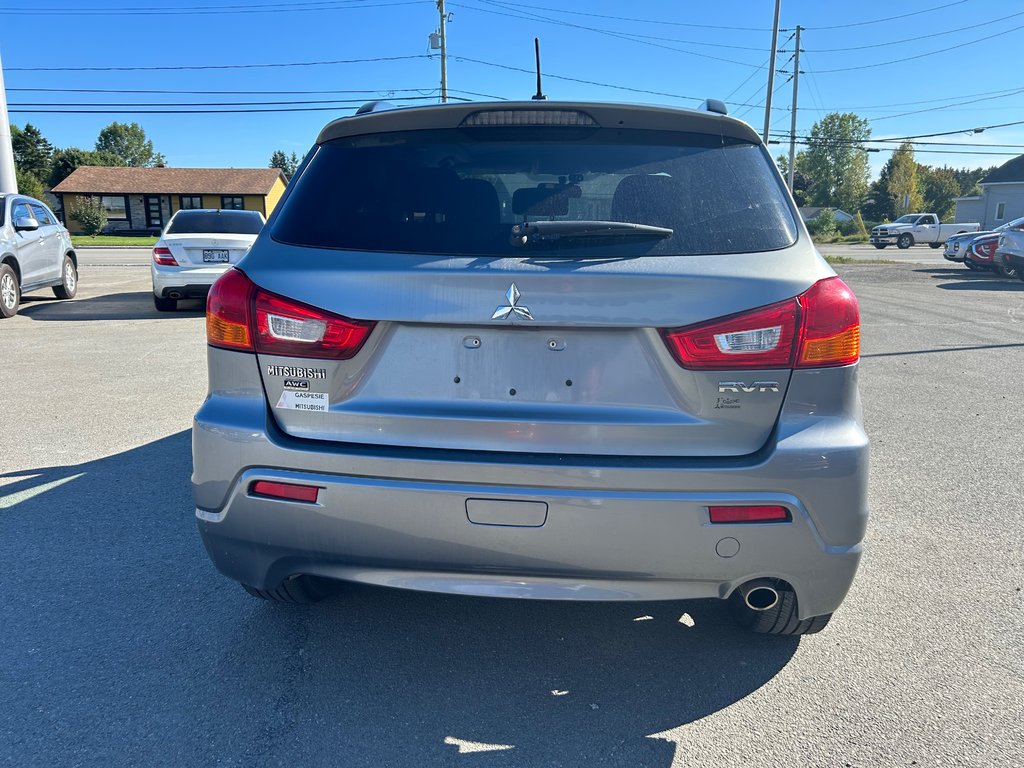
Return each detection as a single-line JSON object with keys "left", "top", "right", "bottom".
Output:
{"left": 2, "top": 249, "right": 1022, "bottom": 767}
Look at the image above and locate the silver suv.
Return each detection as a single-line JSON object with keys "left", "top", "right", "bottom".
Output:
{"left": 194, "top": 102, "right": 868, "bottom": 635}
{"left": 0, "top": 194, "right": 78, "bottom": 317}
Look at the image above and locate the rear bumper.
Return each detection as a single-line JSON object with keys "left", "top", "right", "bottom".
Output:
{"left": 192, "top": 350, "right": 868, "bottom": 619}
{"left": 151, "top": 264, "right": 229, "bottom": 297}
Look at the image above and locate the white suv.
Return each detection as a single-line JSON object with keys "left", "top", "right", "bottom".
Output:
{"left": 0, "top": 194, "right": 78, "bottom": 318}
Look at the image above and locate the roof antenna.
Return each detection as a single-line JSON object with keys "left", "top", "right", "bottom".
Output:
{"left": 531, "top": 37, "right": 546, "bottom": 101}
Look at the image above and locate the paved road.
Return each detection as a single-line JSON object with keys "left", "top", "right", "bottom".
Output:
{"left": 2, "top": 261, "right": 1022, "bottom": 767}
{"left": 816, "top": 241, "right": 950, "bottom": 265}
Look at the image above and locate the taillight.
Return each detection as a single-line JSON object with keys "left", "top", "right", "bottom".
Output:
{"left": 797, "top": 276, "right": 860, "bottom": 368}
{"left": 152, "top": 246, "right": 178, "bottom": 266}
{"left": 973, "top": 240, "right": 996, "bottom": 259}
{"left": 660, "top": 276, "right": 859, "bottom": 370}
{"left": 660, "top": 299, "right": 800, "bottom": 370}
{"left": 207, "top": 268, "right": 255, "bottom": 350}
{"left": 206, "top": 268, "right": 375, "bottom": 359}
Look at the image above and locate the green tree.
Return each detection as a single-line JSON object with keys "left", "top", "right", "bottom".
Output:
{"left": 95, "top": 121, "right": 159, "bottom": 167}
{"left": 806, "top": 208, "right": 837, "bottom": 238}
{"left": 775, "top": 152, "right": 812, "bottom": 207}
{"left": 15, "top": 168, "right": 45, "bottom": 199}
{"left": 49, "top": 147, "right": 126, "bottom": 188}
{"left": 800, "top": 113, "right": 871, "bottom": 213}
{"left": 883, "top": 143, "right": 924, "bottom": 217}
{"left": 852, "top": 211, "right": 869, "bottom": 239}
{"left": 68, "top": 197, "right": 108, "bottom": 236}
{"left": 11, "top": 123, "right": 54, "bottom": 181}
{"left": 269, "top": 149, "right": 300, "bottom": 179}
{"left": 919, "top": 166, "right": 960, "bottom": 222}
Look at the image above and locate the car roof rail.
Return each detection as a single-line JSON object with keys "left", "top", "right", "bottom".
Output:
{"left": 699, "top": 99, "right": 728, "bottom": 116}
{"left": 355, "top": 100, "right": 397, "bottom": 115}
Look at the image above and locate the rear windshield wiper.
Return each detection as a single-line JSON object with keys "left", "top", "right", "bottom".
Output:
{"left": 510, "top": 220, "right": 673, "bottom": 247}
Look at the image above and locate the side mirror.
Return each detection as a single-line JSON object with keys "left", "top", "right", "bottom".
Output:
{"left": 14, "top": 216, "right": 40, "bottom": 232}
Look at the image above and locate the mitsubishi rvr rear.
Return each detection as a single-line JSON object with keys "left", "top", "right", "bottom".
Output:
{"left": 192, "top": 101, "right": 869, "bottom": 635}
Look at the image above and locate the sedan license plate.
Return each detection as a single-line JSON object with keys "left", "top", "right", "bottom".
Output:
{"left": 203, "top": 249, "right": 229, "bottom": 263}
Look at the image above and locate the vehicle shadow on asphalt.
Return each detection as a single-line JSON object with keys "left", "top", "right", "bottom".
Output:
{"left": 1, "top": 431, "right": 798, "bottom": 767}
{"left": 18, "top": 291, "right": 205, "bottom": 320}
{"left": 912, "top": 268, "right": 1024, "bottom": 291}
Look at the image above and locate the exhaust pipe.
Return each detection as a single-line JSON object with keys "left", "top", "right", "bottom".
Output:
{"left": 167, "top": 291, "right": 183, "bottom": 299}
{"left": 737, "top": 579, "right": 780, "bottom": 611}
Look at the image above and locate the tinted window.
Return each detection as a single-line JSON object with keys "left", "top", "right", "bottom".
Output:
{"left": 12, "top": 202, "right": 32, "bottom": 222}
{"left": 30, "top": 204, "right": 55, "bottom": 226}
{"left": 166, "top": 210, "right": 263, "bottom": 235}
{"left": 273, "top": 128, "right": 798, "bottom": 257}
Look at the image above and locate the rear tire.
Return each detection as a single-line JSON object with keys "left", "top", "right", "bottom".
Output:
{"left": 242, "top": 575, "right": 336, "bottom": 604}
{"left": 873, "top": 244, "right": 887, "bottom": 250}
{"left": 52, "top": 255, "right": 78, "bottom": 299}
{"left": 929, "top": 242, "right": 943, "bottom": 249}
{"left": 0, "top": 263, "right": 20, "bottom": 318}
{"left": 153, "top": 294, "right": 177, "bottom": 312}
{"left": 897, "top": 233, "right": 913, "bottom": 250}
{"left": 729, "top": 585, "right": 832, "bottom": 635}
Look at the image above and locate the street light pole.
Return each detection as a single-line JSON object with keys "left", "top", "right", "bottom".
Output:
{"left": 762, "top": 0, "right": 782, "bottom": 144}
{"left": 0, "top": 46, "right": 17, "bottom": 194}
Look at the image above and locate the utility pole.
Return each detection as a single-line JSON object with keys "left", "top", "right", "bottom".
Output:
{"left": 787, "top": 25, "right": 802, "bottom": 193}
{"left": 437, "top": 0, "right": 448, "bottom": 103}
{"left": 762, "top": 0, "right": 782, "bottom": 144}
{"left": 0, "top": 46, "right": 17, "bottom": 194}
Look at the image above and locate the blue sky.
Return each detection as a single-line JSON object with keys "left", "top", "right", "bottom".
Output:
{"left": 2, "top": 0, "right": 1021, "bottom": 178}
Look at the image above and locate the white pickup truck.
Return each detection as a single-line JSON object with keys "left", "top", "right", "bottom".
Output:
{"left": 869, "top": 214, "right": 980, "bottom": 250}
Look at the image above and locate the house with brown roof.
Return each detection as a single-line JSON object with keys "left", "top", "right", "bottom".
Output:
{"left": 51, "top": 166, "right": 288, "bottom": 234}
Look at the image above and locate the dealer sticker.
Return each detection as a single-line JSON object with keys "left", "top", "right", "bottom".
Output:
{"left": 276, "top": 390, "right": 329, "bottom": 412}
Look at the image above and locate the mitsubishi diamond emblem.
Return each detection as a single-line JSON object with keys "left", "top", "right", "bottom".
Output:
{"left": 491, "top": 283, "right": 534, "bottom": 321}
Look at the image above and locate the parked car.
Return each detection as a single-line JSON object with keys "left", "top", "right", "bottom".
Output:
{"left": 0, "top": 193, "right": 78, "bottom": 318}
{"left": 943, "top": 223, "right": 1008, "bottom": 265}
{"left": 193, "top": 100, "right": 868, "bottom": 636}
{"left": 150, "top": 208, "right": 264, "bottom": 311}
{"left": 961, "top": 232, "right": 1015, "bottom": 276}
{"left": 994, "top": 216, "right": 1024, "bottom": 281}
{"left": 870, "top": 213, "right": 979, "bottom": 250}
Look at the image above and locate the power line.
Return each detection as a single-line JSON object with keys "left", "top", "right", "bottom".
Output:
{"left": 9, "top": 96, "right": 451, "bottom": 108}
{"left": 6, "top": 100, "right": 475, "bottom": 115}
{"left": 806, "top": 7, "right": 1024, "bottom": 51}
{"left": 0, "top": 0, "right": 429, "bottom": 15}
{"left": 451, "top": 1, "right": 764, "bottom": 68}
{"left": 808, "top": 21, "right": 1024, "bottom": 74}
{"left": 448, "top": 0, "right": 772, "bottom": 31}
{"left": 7, "top": 54, "right": 433, "bottom": 72}
{"left": 801, "top": 0, "right": 968, "bottom": 30}
{"left": 7, "top": 86, "right": 442, "bottom": 96}
{"left": 451, "top": 56, "right": 703, "bottom": 101}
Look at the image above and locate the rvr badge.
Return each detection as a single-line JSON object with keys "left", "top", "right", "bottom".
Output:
{"left": 718, "top": 381, "right": 781, "bottom": 393}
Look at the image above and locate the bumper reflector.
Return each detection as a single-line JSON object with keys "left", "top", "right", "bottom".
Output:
{"left": 708, "top": 505, "right": 790, "bottom": 523}
{"left": 250, "top": 480, "right": 320, "bottom": 503}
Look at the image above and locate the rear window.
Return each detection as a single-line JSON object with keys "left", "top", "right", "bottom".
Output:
{"left": 166, "top": 210, "right": 263, "bottom": 235}
{"left": 273, "top": 128, "right": 798, "bottom": 256}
